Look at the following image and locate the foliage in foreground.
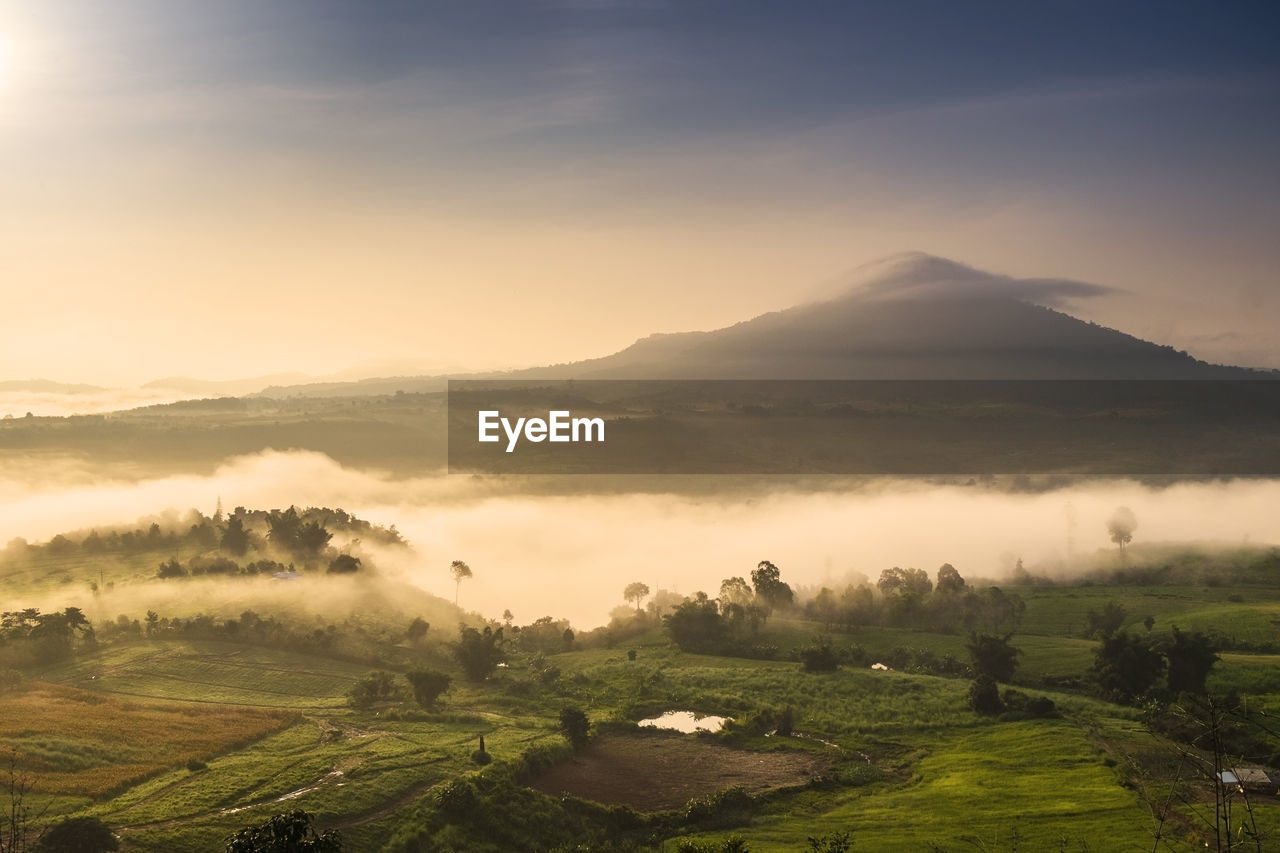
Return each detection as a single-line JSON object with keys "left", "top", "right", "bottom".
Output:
{"left": 225, "top": 810, "right": 341, "bottom": 853}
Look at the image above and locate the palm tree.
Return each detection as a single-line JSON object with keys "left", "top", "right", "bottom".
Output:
{"left": 450, "top": 560, "right": 473, "bottom": 606}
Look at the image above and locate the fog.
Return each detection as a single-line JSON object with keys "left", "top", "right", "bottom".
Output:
{"left": 2, "top": 450, "right": 1277, "bottom": 629}
{"left": 0, "top": 387, "right": 190, "bottom": 419}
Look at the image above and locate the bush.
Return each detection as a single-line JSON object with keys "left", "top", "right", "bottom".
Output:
{"left": 470, "top": 748, "right": 492, "bottom": 765}
{"left": 186, "top": 757, "right": 208, "bottom": 772}
{"left": 807, "top": 833, "right": 853, "bottom": 853}
{"left": 405, "top": 669, "right": 451, "bottom": 709}
{"left": 683, "top": 787, "right": 755, "bottom": 828}
{"left": 968, "top": 675, "right": 1004, "bottom": 715}
{"left": 327, "top": 554, "right": 361, "bottom": 574}
{"left": 1001, "top": 689, "right": 1058, "bottom": 719}
{"left": 225, "top": 810, "right": 341, "bottom": 852}
{"left": 346, "top": 671, "right": 400, "bottom": 709}
{"left": 775, "top": 705, "right": 794, "bottom": 737}
{"left": 435, "top": 778, "right": 479, "bottom": 816}
{"left": 559, "top": 706, "right": 590, "bottom": 750}
{"left": 38, "top": 816, "right": 119, "bottom": 852}
{"left": 799, "top": 636, "right": 840, "bottom": 672}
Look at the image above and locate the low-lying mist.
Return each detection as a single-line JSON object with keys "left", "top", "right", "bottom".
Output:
{"left": 0, "top": 387, "right": 191, "bottom": 419}
{"left": 3, "top": 450, "right": 1277, "bottom": 629}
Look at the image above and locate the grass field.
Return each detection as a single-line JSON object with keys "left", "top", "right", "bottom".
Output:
{"left": 677, "top": 720, "right": 1168, "bottom": 852}
{"left": 0, "top": 682, "right": 294, "bottom": 799}
{"left": 2, "top": 543, "right": 1279, "bottom": 851}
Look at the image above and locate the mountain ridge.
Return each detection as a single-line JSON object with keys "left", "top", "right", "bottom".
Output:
{"left": 258, "top": 254, "right": 1271, "bottom": 397}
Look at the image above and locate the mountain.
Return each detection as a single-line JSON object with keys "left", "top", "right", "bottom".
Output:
{"left": 260, "top": 253, "right": 1265, "bottom": 397}
{"left": 144, "top": 373, "right": 315, "bottom": 397}
{"left": 518, "top": 254, "right": 1255, "bottom": 380}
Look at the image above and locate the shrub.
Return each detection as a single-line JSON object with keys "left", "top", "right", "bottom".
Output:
{"left": 799, "top": 636, "right": 841, "bottom": 672}
{"left": 435, "top": 778, "right": 478, "bottom": 816}
{"left": 225, "top": 810, "right": 341, "bottom": 852}
{"left": 558, "top": 706, "right": 590, "bottom": 750}
{"left": 404, "top": 669, "right": 450, "bottom": 709}
{"left": 968, "top": 675, "right": 1004, "bottom": 715}
{"left": 186, "top": 757, "right": 208, "bottom": 772}
{"left": 38, "top": 816, "right": 119, "bottom": 852}
{"left": 346, "top": 671, "right": 400, "bottom": 709}
{"left": 327, "top": 554, "right": 361, "bottom": 574}
{"left": 807, "top": 832, "right": 853, "bottom": 853}
{"left": 775, "top": 705, "right": 794, "bottom": 738}
{"left": 683, "top": 787, "right": 755, "bottom": 828}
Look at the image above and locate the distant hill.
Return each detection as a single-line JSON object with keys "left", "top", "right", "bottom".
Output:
{"left": 145, "top": 372, "right": 316, "bottom": 397}
{"left": 0, "top": 379, "right": 105, "bottom": 394}
{"left": 259, "top": 254, "right": 1267, "bottom": 397}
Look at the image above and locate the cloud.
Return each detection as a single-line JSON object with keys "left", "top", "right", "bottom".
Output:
{"left": 839, "top": 252, "right": 1118, "bottom": 307}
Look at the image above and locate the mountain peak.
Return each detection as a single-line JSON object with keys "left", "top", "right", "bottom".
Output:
{"left": 831, "top": 251, "right": 1116, "bottom": 308}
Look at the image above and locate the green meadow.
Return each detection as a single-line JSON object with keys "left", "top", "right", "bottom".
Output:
{"left": 1, "top": 509, "right": 1278, "bottom": 852}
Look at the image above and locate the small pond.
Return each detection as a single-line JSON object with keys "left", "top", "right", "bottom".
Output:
{"left": 637, "top": 710, "right": 728, "bottom": 733}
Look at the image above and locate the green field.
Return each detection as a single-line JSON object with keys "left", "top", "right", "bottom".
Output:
{"left": 3, "top": 512, "right": 1280, "bottom": 852}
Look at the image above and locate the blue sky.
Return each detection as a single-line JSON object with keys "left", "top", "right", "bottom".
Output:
{"left": 3, "top": 0, "right": 1279, "bottom": 382}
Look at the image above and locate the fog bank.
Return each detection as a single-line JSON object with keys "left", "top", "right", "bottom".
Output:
{"left": 2, "top": 451, "right": 1277, "bottom": 628}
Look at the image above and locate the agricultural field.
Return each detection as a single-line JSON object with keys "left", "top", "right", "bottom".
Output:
{"left": 1, "top": 508, "right": 1279, "bottom": 852}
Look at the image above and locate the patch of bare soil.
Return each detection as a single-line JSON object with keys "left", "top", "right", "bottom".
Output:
{"left": 531, "top": 734, "right": 827, "bottom": 812}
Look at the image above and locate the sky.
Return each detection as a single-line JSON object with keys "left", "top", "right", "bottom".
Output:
{"left": 2, "top": 0, "right": 1279, "bottom": 386}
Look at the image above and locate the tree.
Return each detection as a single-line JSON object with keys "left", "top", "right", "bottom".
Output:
{"left": 225, "top": 810, "right": 341, "bottom": 852}
{"left": 326, "top": 554, "right": 360, "bottom": 574}
{"left": 966, "top": 632, "right": 1020, "bottom": 682}
{"left": 877, "top": 567, "right": 933, "bottom": 599}
{"left": 810, "top": 587, "right": 838, "bottom": 630}
{"left": 935, "top": 563, "right": 966, "bottom": 595}
{"left": 1093, "top": 631, "right": 1164, "bottom": 703}
{"left": 265, "top": 508, "right": 302, "bottom": 554}
{"left": 978, "top": 586, "right": 1026, "bottom": 634}
{"left": 157, "top": 558, "right": 186, "bottom": 579}
{"left": 405, "top": 669, "right": 451, "bottom": 708}
{"left": 718, "top": 577, "right": 753, "bottom": 612}
{"left": 751, "top": 561, "right": 794, "bottom": 612}
{"left": 449, "top": 560, "right": 472, "bottom": 606}
{"left": 1160, "top": 627, "right": 1219, "bottom": 696}
{"left": 220, "top": 516, "right": 250, "bottom": 556}
{"left": 37, "top": 816, "right": 117, "bottom": 853}
{"left": 453, "top": 625, "right": 503, "bottom": 681}
{"left": 558, "top": 706, "right": 590, "bottom": 750}
{"left": 1107, "top": 506, "right": 1137, "bottom": 552}
{"left": 1085, "top": 601, "right": 1127, "bottom": 639}
{"left": 623, "top": 582, "right": 650, "bottom": 613}
{"left": 663, "top": 593, "right": 724, "bottom": 653}
{"left": 405, "top": 617, "right": 430, "bottom": 643}
{"left": 296, "top": 522, "right": 332, "bottom": 557}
